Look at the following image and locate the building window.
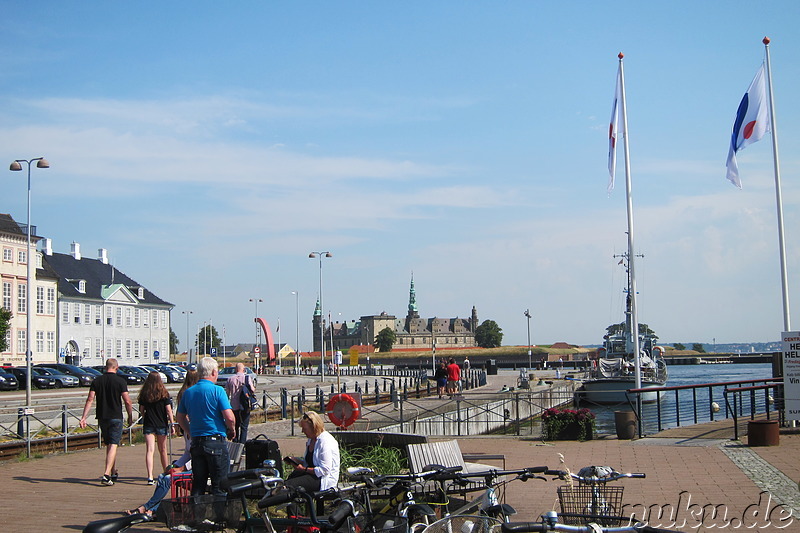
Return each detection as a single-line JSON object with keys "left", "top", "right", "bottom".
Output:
{"left": 143, "top": 340, "right": 149, "bottom": 358}
{"left": 47, "top": 331, "right": 55, "bottom": 353}
{"left": 95, "top": 338, "right": 101, "bottom": 357}
{"left": 143, "top": 309, "right": 149, "bottom": 328}
{"left": 17, "top": 329, "right": 26, "bottom": 354}
{"left": 125, "top": 308, "right": 132, "bottom": 328}
{"left": 161, "top": 310, "right": 167, "bottom": 329}
{"left": 106, "top": 306, "right": 113, "bottom": 325}
{"left": 17, "top": 283, "right": 26, "bottom": 313}
{"left": 105, "top": 338, "right": 112, "bottom": 358}
{"left": 152, "top": 310, "right": 158, "bottom": 328}
{"left": 2, "top": 248, "right": 11, "bottom": 262}
{"left": 5, "top": 329, "right": 12, "bottom": 352}
{"left": 73, "top": 303, "right": 81, "bottom": 324}
{"left": 61, "top": 302, "right": 69, "bottom": 324}
{"left": 2, "top": 281, "right": 11, "bottom": 310}
{"left": 18, "top": 250, "right": 26, "bottom": 264}
{"left": 83, "top": 338, "right": 91, "bottom": 358}
{"left": 115, "top": 339, "right": 122, "bottom": 357}
{"left": 78, "top": 280, "right": 86, "bottom": 293}
{"left": 36, "top": 331, "right": 44, "bottom": 353}
{"left": 125, "top": 340, "right": 131, "bottom": 358}
{"left": 134, "top": 339, "right": 140, "bottom": 357}
{"left": 47, "top": 288, "right": 55, "bottom": 315}
{"left": 134, "top": 309, "right": 140, "bottom": 328}
{"left": 95, "top": 305, "right": 101, "bottom": 325}
{"left": 84, "top": 304, "right": 91, "bottom": 325}
{"left": 115, "top": 307, "right": 122, "bottom": 327}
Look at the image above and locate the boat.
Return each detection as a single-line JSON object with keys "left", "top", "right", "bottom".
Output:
{"left": 580, "top": 254, "right": 668, "bottom": 404}
{"left": 579, "top": 53, "right": 667, "bottom": 405}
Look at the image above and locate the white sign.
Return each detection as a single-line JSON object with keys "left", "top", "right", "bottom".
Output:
{"left": 781, "top": 331, "right": 800, "bottom": 421}
{"left": 334, "top": 351, "right": 343, "bottom": 365}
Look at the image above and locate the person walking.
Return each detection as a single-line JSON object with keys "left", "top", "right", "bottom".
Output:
{"left": 79, "top": 358, "right": 134, "bottom": 486}
{"left": 176, "top": 357, "right": 236, "bottom": 496}
{"left": 224, "top": 362, "right": 255, "bottom": 444}
{"left": 138, "top": 371, "right": 175, "bottom": 485}
{"left": 434, "top": 362, "right": 448, "bottom": 399}
{"left": 446, "top": 357, "right": 461, "bottom": 396}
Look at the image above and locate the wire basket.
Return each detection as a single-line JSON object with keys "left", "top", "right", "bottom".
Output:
{"left": 161, "top": 494, "right": 243, "bottom": 532}
{"left": 421, "top": 515, "right": 503, "bottom": 533}
{"left": 556, "top": 485, "right": 625, "bottom": 526}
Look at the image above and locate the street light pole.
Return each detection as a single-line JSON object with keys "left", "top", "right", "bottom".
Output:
{"left": 524, "top": 309, "right": 532, "bottom": 371}
{"left": 10, "top": 157, "right": 49, "bottom": 408}
{"left": 309, "top": 251, "right": 332, "bottom": 382}
{"left": 182, "top": 310, "right": 193, "bottom": 363}
{"left": 291, "top": 291, "right": 299, "bottom": 374}
{"left": 250, "top": 298, "right": 263, "bottom": 370}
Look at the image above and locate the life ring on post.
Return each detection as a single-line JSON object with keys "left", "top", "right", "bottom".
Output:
{"left": 326, "top": 393, "right": 360, "bottom": 428}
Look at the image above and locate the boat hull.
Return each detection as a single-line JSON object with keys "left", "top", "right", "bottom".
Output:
{"left": 579, "top": 378, "right": 666, "bottom": 404}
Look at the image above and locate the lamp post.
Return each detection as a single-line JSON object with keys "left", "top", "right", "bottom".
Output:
{"left": 250, "top": 298, "right": 262, "bottom": 369}
{"left": 524, "top": 309, "right": 532, "bottom": 371}
{"left": 182, "top": 310, "right": 193, "bottom": 364}
{"left": 291, "top": 291, "right": 299, "bottom": 374}
{"left": 10, "top": 157, "right": 49, "bottom": 408}
{"left": 309, "top": 251, "right": 332, "bottom": 382}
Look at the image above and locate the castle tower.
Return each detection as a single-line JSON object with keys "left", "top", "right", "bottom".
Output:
{"left": 405, "top": 273, "right": 420, "bottom": 332}
{"left": 312, "top": 297, "right": 323, "bottom": 353}
{"left": 471, "top": 305, "right": 479, "bottom": 332}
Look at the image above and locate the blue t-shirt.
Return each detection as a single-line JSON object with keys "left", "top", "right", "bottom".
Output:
{"left": 177, "top": 379, "right": 232, "bottom": 437}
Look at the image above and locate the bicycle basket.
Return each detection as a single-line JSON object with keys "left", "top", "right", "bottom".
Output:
{"left": 556, "top": 485, "right": 625, "bottom": 526}
{"left": 421, "top": 515, "right": 503, "bottom": 533}
{"left": 161, "top": 494, "right": 243, "bottom": 532}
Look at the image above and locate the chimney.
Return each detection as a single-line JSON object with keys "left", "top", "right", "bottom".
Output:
{"left": 98, "top": 248, "right": 108, "bottom": 264}
{"left": 42, "top": 238, "right": 53, "bottom": 256}
{"left": 71, "top": 242, "right": 81, "bottom": 260}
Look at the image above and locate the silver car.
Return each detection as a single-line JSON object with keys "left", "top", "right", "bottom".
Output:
{"left": 215, "top": 366, "right": 258, "bottom": 387}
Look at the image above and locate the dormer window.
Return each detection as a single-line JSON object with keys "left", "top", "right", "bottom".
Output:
{"left": 138, "top": 287, "right": 144, "bottom": 299}
{"left": 79, "top": 280, "right": 86, "bottom": 293}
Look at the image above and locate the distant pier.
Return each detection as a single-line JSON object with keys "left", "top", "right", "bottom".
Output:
{"left": 664, "top": 352, "right": 776, "bottom": 365}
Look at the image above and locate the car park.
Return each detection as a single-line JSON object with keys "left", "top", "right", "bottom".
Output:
{"left": 36, "top": 364, "right": 96, "bottom": 386}
{"left": 131, "top": 365, "right": 168, "bottom": 383}
{"left": 90, "top": 365, "right": 144, "bottom": 385}
{"left": 7, "top": 367, "right": 57, "bottom": 389}
{"left": 141, "top": 363, "right": 184, "bottom": 383}
{"left": 215, "top": 365, "right": 258, "bottom": 387}
{"left": 31, "top": 366, "right": 80, "bottom": 388}
{"left": 0, "top": 369, "right": 19, "bottom": 391}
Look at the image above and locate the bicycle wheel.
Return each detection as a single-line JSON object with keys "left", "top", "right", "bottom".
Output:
{"left": 421, "top": 515, "right": 503, "bottom": 533}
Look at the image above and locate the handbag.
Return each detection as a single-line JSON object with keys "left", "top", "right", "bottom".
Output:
{"left": 239, "top": 375, "right": 258, "bottom": 413}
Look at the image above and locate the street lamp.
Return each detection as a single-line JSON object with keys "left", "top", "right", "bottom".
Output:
{"left": 250, "top": 298, "right": 263, "bottom": 369}
{"left": 10, "top": 157, "right": 49, "bottom": 408}
{"left": 291, "top": 291, "right": 299, "bottom": 374}
{"left": 309, "top": 251, "right": 332, "bottom": 382}
{"left": 182, "top": 310, "right": 193, "bottom": 364}
{"left": 524, "top": 309, "right": 532, "bottom": 371}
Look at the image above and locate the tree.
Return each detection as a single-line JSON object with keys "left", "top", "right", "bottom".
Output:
{"left": 475, "top": 320, "right": 503, "bottom": 348}
{"left": 197, "top": 324, "right": 221, "bottom": 355}
{"left": 673, "top": 342, "right": 685, "bottom": 351}
{"left": 0, "top": 308, "right": 11, "bottom": 353}
{"left": 692, "top": 343, "right": 706, "bottom": 353}
{"left": 374, "top": 327, "right": 397, "bottom": 353}
{"left": 169, "top": 328, "right": 179, "bottom": 356}
{"left": 605, "top": 322, "right": 659, "bottom": 340}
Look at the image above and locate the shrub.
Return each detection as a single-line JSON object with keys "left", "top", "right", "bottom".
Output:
{"left": 541, "top": 407, "right": 596, "bottom": 441}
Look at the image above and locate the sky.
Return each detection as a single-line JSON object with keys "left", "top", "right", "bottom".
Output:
{"left": 2, "top": 2, "right": 800, "bottom": 352}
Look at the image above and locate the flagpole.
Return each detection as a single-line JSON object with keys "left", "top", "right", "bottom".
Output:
{"left": 617, "top": 53, "right": 642, "bottom": 392}
{"left": 763, "top": 37, "right": 791, "bottom": 332}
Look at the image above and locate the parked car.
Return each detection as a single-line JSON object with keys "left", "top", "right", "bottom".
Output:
{"left": 33, "top": 367, "right": 80, "bottom": 388}
{"left": 163, "top": 364, "right": 187, "bottom": 379}
{"left": 0, "top": 369, "right": 19, "bottom": 391}
{"left": 7, "top": 367, "right": 57, "bottom": 389}
{"left": 141, "top": 363, "right": 184, "bottom": 383}
{"left": 90, "top": 366, "right": 144, "bottom": 385}
{"left": 215, "top": 366, "right": 258, "bottom": 387}
{"left": 129, "top": 365, "right": 168, "bottom": 383}
{"left": 35, "top": 364, "right": 95, "bottom": 386}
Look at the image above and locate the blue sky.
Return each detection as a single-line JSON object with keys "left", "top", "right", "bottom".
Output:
{"left": 2, "top": 2, "right": 800, "bottom": 352}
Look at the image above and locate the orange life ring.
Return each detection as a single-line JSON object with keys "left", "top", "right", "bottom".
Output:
{"left": 326, "top": 393, "right": 360, "bottom": 427}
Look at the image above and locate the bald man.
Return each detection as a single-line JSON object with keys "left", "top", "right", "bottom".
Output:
{"left": 225, "top": 362, "right": 256, "bottom": 443}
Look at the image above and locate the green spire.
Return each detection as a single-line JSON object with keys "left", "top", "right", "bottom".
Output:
{"left": 314, "top": 297, "right": 321, "bottom": 317}
{"left": 408, "top": 273, "right": 418, "bottom": 313}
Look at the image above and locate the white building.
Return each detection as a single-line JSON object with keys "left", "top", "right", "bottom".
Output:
{"left": 42, "top": 241, "right": 173, "bottom": 366}
{"left": 0, "top": 214, "right": 59, "bottom": 366}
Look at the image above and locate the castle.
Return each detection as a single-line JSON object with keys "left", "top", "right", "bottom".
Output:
{"left": 312, "top": 276, "right": 478, "bottom": 353}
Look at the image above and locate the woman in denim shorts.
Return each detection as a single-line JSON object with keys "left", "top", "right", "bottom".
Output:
{"left": 138, "top": 372, "right": 175, "bottom": 484}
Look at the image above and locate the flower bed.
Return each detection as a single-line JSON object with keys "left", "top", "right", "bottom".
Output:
{"left": 541, "top": 407, "right": 596, "bottom": 441}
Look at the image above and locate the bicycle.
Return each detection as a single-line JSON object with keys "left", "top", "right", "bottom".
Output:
{"left": 549, "top": 466, "right": 645, "bottom": 527}
{"left": 423, "top": 465, "right": 551, "bottom": 523}
{"left": 499, "top": 510, "right": 686, "bottom": 532}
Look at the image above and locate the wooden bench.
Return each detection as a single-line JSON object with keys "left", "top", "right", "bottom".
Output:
{"left": 406, "top": 440, "right": 507, "bottom": 497}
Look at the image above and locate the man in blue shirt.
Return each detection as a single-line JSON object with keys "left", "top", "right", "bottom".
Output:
{"left": 176, "top": 357, "right": 236, "bottom": 496}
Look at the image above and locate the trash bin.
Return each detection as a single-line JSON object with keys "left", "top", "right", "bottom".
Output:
{"left": 748, "top": 420, "right": 779, "bottom": 446}
{"left": 486, "top": 359, "right": 498, "bottom": 375}
{"left": 614, "top": 410, "right": 637, "bottom": 440}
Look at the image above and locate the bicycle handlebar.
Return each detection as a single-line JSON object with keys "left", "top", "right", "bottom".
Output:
{"left": 501, "top": 522, "right": 683, "bottom": 532}
{"left": 227, "top": 475, "right": 283, "bottom": 496}
{"left": 548, "top": 469, "right": 646, "bottom": 484}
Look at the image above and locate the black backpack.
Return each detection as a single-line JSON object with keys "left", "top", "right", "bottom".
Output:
{"left": 239, "top": 376, "right": 258, "bottom": 413}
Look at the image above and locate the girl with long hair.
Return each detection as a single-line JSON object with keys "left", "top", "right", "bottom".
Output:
{"left": 138, "top": 371, "right": 174, "bottom": 484}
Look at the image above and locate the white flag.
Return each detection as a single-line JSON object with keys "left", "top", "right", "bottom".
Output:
{"left": 608, "top": 65, "right": 622, "bottom": 194}
{"left": 726, "top": 64, "right": 770, "bottom": 188}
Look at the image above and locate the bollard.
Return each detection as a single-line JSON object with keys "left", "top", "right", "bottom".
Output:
{"left": 280, "top": 388, "right": 288, "bottom": 419}
{"left": 364, "top": 381, "right": 369, "bottom": 395}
